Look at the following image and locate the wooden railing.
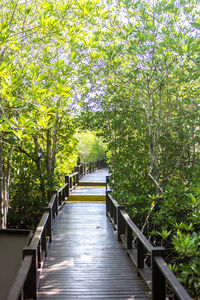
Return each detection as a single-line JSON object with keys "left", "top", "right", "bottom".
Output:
{"left": 7, "top": 160, "right": 105, "bottom": 300}
{"left": 75, "top": 160, "right": 105, "bottom": 181}
{"left": 106, "top": 176, "right": 191, "bottom": 300}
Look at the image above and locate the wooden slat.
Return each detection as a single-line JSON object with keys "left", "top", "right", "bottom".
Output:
{"left": 79, "top": 168, "right": 108, "bottom": 183}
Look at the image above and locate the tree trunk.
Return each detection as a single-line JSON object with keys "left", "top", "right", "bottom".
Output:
{"left": 46, "top": 128, "right": 51, "bottom": 181}
{"left": 0, "top": 134, "right": 13, "bottom": 228}
{"left": 0, "top": 134, "right": 3, "bottom": 228}
{"left": 50, "top": 108, "right": 59, "bottom": 184}
{"left": 33, "top": 136, "right": 46, "bottom": 199}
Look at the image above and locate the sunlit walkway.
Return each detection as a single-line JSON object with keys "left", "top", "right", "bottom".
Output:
{"left": 79, "top": 168, "right": 108, "bottom": 183}
{"left": 69, "top": 168, "right": 108, "bottom": 202}
{"left": 38, "top": 203, "right": 150, "bottom": 299}
{"left": 38, "top": 169, "right": 150, "bottom": 299}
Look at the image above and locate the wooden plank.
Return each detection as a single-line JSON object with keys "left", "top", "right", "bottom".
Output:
{"left": 69, "top": 179, "right": 106, "bottom": 202}
{"left": 69, "top": 186, "right": 106, "bottom": 195}
{"left": 38, "top": 202, "right": 150, "bottom": 299}
{"left": 79, "top": 168, "right": 108, "bottom": 183}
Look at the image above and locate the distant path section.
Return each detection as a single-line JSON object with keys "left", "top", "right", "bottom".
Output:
{"left": 69, "top": 168, "right": 109, "bottom": 202}
{"left": 79, "top": 168, "right": 108, "bottom": 183}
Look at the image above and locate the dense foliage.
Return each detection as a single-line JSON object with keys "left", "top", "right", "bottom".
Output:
{"left": 75, "top": 131, "right": 106, "bottom": 163}
{"left": 0, "top": 0, "right": 200, "bottom": 297}
{"left": 77, "top": 1, "right": 200, "bottom": 297}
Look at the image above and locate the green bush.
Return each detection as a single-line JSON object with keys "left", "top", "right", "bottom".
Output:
{"left": 75, "top": 131, "right": 106, "bottom": 163}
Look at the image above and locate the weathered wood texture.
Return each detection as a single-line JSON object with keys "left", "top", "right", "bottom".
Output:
{"left": 79, "top": 168, "right": 108, "bottom": 183}
{"left": 38, "top": 202, "right": 150, "bottom": 300}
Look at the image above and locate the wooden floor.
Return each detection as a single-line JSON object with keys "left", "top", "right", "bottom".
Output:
{"left": 69, "top": 168, "right": 108, "bottom": 202}
{"left": 79, "top": 168, "right": 108, "bottom": 183}
{"left": 38, "top": 169, "right": 150, "bottom": 299}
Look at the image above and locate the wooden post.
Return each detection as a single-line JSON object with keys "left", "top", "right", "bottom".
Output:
{"left": 106, "top": 191, "right": 110, "bottom": 216}
{"left": 81, "top": 164, "right": 83, "bottom": 177}
{"left": 76, "top": 172, "right": 79, "bottom": 185}
{"left": 44, "top": 207, "right": 52, "bottom": 243}
{"left": 137, "top": 239, "right": 144, "bottom": 269}
{"left": 65, "top": 176, "right": 69, "bottom": 199}
{"left": 41, "top": 229, "right": 47, "bottom": 257}
{"left": 62, "top": 189, "right": 65, "bottom": 203}
{"left": 75, "top": 166, "right": 79, "bottom": 184}
{"left": 47, "top": 190, "right": 52, "bottom": 202}
{"left": 106, "top": 175, "right": 110, "bottom": 190}
{"left": 126, "top": 225, "right": 132, "bottom": 249}
{"left": 70, "top": 176, "right": 72, "bottom": 189}
{"left": 117, "top": 205, "right": 125, "bottom": 241}
{"left": 114, "top": 205, "right": 117, "bottom": 226}
{"left": 59, "top": 191, "right": 62, "bottom": 207}
{"left": 52, "top": 191, "right": 58, "bottom": 216}
{"left": 151, "top": 248, "right": 166, "bottom": 300}
{"left": 110, "top": 200, "right": 113, "bottom": 220}
{"left": 23, "top": 248, "right": 37, "bottom": 300}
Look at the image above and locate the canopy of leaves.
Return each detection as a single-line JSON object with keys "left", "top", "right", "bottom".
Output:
{"left": 0, "top": 0, "right": 200, "bottom": 297}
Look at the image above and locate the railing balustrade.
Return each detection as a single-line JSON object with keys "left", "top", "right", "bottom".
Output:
{"left": 106, "top": 176, "right": 191, "bottom": 300}
{"left": 7, "top": 159, "right": 105, "bottom": 300}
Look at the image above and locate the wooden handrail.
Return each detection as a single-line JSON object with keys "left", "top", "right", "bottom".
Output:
{"left": 57, "top": 182, "right": 68, "bottom": 193}
{"left": 7, "top": 255, "right": 33, "bottom": 300}
{"left": 106, "top": 182, "right": 192, "bottom": 300}
{"left": 47, "top": 193, "right": 57, "bottom": 207}
{"left": 154, "top": 256, "right": 191, "bottom": 300}
{"left": 69, "top": 171, "right": 78, "bottom": 178}
{"left": 120, "top": 209, "right": 153, "bottom": 252}
{"left": 29, "top": 212, "right": 49, "bottom": 249}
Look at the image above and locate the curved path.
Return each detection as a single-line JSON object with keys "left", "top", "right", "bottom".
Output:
{"left": 38, "top": 170, "right": 150, "bottom": 299}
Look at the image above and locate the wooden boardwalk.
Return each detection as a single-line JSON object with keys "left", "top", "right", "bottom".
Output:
{"left": 69, "top": 168, "right": 108, "bottom": 202}
{"left": 79, "top": 168, "right": 108, "bottom": 184}
{"left": 38, "top": 170, "right": 150, "bottom": 299}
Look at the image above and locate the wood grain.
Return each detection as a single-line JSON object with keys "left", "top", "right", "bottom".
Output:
{"left": 38, "top": 203, "right": 151, "bottom": 300}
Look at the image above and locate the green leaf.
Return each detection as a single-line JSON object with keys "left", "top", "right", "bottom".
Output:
{"left": 191, "top": 23, "right": 200, "bottom": 30}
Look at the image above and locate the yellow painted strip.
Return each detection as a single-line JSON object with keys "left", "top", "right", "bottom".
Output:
{"left": 67, "top": 200, "right": 106, "bottom": 203}
{"left": 77, "top": 185, "right": 106, "bottom": 188}
{"left": 68, "top": 195, "right": 106, "bottom": 202}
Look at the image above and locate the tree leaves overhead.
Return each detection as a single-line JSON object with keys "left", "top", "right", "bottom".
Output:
{"left": 0, "top": 0, "right": 200, "bottom": 296}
